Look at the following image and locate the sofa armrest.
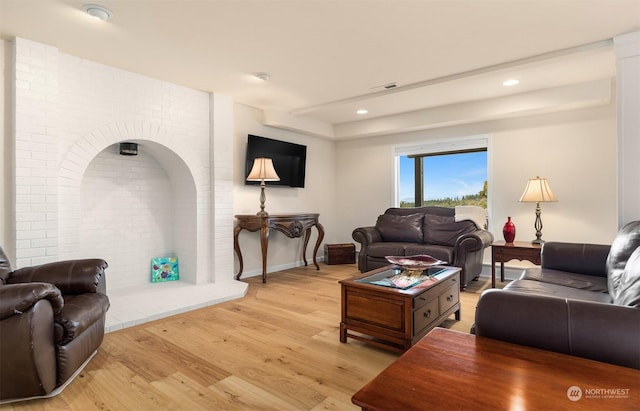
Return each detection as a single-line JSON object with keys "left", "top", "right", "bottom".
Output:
{"left": 541, "top": 242, "right": 610, "bottom": 277}
{"left": 353, "top": 226, "right": 383, "bottom": 272}
{"left": 0, "top": 284, "right": 61, "bottom": 399}
{"left": 55, "top": 293, "right": 110, "bottom": 345}
{"left": 474, "top": 289, "right": 640, "bottom": 369}
{"left": 352, "top": 226, "right": 382, "bottom": 248}
{"left": 455, "top": 229, "right": 493, "bottom": 252}
{"left": 452, "top": 229, "right": 494, "bottom": 283}
{"left": 0, "top": 283, "right": 64, "bottom": 321}
{"left": 9, "top": 259, "right": 108, "bottom": 295}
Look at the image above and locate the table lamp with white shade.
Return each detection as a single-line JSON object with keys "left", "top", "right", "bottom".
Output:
{"left": 246, "top": 158, "right": 280, "bottom": 216}
{"left": 519, "top": 176, "right": 558, "bottom": 244}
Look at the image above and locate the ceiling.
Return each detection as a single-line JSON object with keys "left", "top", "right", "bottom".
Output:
{"left": 1, "top": 0, "right": 639, "bottom": 139}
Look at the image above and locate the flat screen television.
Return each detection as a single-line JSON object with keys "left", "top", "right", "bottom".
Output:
{"left": 245, "top": 135, "right": 307, "bottom": 188}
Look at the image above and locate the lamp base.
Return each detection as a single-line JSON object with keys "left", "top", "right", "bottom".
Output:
{"left": 531, "top": 238, "right": 545, "bottom": 245}
{"left": 256, "top": 211, "right": 269, "bottom": 217}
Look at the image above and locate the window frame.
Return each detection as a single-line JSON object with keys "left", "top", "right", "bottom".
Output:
{"left": 394, "top": 136, "right": 489, "bottom": 208}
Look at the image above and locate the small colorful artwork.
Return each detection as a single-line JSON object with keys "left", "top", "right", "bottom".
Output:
{"left": 151, "top": 256, "right": 179, "bottom": 282}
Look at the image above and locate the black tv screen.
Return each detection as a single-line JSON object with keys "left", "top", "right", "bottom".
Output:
{"left": 245, "top": 135, "right": 307, "bottom": 188}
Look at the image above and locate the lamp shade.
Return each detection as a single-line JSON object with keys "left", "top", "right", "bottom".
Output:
{"left": 246, "top": 158, "right": 280, "bottom": 181}
{"left": 519, "top": 176, "right": 557, "bottom": 202}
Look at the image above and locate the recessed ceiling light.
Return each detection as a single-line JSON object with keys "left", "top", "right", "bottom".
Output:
{"left": 502, "top": 79, "right": 520, "bottom": 87}
{"left": 82, "top": 4, "right": 113, "bottom": 21}
{"left": 254, "top": 72, "right": 271, "bottom": 81}
{"left": 357, "top": 109, "right": 368, "bottom": 115}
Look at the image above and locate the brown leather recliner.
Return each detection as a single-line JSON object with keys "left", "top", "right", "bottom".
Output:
{"left": 0, "top": 247, "right": 110, "bottom": 403}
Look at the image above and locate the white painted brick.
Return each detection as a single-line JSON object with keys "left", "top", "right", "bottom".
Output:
{"left": 12, "top": 39, "right": 234, "bottom": 316}
{"left": 16, "top": 247, "right": 46, "bottom": 259}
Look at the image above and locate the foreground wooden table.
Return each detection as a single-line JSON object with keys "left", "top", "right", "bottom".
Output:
{"left": 352, "top": 328, "right": 639, "bottom": 410}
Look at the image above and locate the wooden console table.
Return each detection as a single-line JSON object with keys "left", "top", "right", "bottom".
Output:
{"left": 491, "top": 240, "right": 541, "bottom": 288}
{"left": 352, "top": 328, "right": 638, "bottom": 411}
{"left": 234, "top": 213, "right": 324, "bottom": 283}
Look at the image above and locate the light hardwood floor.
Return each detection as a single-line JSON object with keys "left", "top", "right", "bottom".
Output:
{"left": 2, "top": 264, "right": 496, "bottom": 411}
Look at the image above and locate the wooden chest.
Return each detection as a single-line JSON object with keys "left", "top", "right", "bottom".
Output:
{"left": 324, "top": 243, "right": 356, "bottom": 265}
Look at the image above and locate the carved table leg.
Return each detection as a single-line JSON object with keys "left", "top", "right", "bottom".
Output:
{"left": 312, "top": 223, "right": 325, "bottom": 270}
{"left": 234, "top": 225, "right": 244, "bottom": 280}
{"left": 260, "top": 218, "right": 269, "bottom": 283}
{"left": 302, "top": 228, "right": 311, "bottom": 266}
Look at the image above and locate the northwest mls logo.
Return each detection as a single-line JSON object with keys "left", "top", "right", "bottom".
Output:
{"left": 567, "top": 385, "right": 630, "bottom": 401}
{"left": 567, "top": 386, "right": 583, "bottom": 401}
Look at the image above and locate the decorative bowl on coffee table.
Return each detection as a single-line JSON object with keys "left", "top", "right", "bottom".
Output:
{"left": 385, "top": 255, "right": 446, "bottom": 277}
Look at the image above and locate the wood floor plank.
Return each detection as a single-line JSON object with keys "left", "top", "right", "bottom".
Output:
{"left": 208, "top": 375, "right": 308, "bottom": 411}
{"left": 150, "top": 372, "right": 238, "bottom": 410}
{"left": 1, "top": 263, "right": 494, "bottom": 410}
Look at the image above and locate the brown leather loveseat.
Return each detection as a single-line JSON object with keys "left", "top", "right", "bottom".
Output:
{"left": 0, "top": 247, "right": 110, "bottom": 403}
{"left": 352, "top": 206, "right": 494, "bottom": 290}
{"left": 474, "top": 220, "right": 640, "bottom": 369}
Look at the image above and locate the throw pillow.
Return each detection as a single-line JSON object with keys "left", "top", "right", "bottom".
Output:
{"left": 423, "top": 214, "right": 476, "bottom": 246}
{"left": 375, "top": 213, "right": 424, "bottom": 243}
{"left": 607, "top": 221, "right": 640, "bottom": 299}
{"left": 613, "top": 246, "right": 640, "bottom": 307}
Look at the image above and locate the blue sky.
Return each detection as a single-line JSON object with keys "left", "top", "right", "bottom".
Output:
{"left": 399, "top": 151, "right": 487, "bottom": 202}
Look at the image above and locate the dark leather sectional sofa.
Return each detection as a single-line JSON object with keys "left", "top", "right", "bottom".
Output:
{"left": 474, "top": 220, "right": 640, "bottom": 369}
{"left": 352, "top": 206, "right": 494, "bottom": 290}
{"left": 0, "top": 247, "right": 110, "bottom": 403}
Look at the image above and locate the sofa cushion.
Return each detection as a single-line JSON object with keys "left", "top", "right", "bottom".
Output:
{"left": 520, "top": 268, "right": 608, "bottom": 292}
{"left": 607, "top": 221, "right": 640, "bottom": 299}
{"left": 505, "top": 279, "right": 613, "bottom": 304}
{"left": 614, "top": 246, "right": 640, "bottom": 307}
{"left": 423, "top": 214, "right": 476, "bottom": 246}
{"left": 367, "top": 242, "right": 412, "bottom": 258}
{"left": 541, "top": 242, "right": 609, "bottom": 277}
{"left": 404, "top": 244, "right": 454, "bottom": 264}
{"left": 375, "top": 213, "right": 424, "bottom": 243}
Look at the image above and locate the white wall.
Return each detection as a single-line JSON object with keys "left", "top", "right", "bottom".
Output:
{"left": 614, "top": 31, "right": 640, "bottom": 225}
{"left": 1, "top": 40, "right": 10, "bottom": 257}
{"left": 232, "top": 104, "right": 337, "bottom": 277}
{"left": 336, "top": 102, "right": 620, "bottom": 258}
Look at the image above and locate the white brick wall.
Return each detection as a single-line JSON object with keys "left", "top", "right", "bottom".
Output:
{"left": 12, "top": 38, "right": 235, "bottom": 290}
{"left": 13, "top": 38, "right": 59, "bottom": 266}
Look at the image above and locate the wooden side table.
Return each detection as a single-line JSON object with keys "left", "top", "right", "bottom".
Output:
{"left": 233, "top": 213, "right": 325, "bottom": 283}
{"left": 491, "top": 240, "right": 541, "bottom": 288}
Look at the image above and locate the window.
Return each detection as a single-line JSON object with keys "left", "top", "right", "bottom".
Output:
{"left": 396, "top": 138, "right": 488, "bottom": 208}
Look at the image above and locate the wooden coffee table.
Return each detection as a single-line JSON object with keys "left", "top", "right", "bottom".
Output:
{"left": 339, "top": 265, "right": 461, "bottom": 352}
{"left": 352, "top": 328, "right": 639, "bottom": 410}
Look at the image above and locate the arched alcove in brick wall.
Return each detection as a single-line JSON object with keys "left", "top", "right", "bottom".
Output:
{"left": 81, "top": 140, "right": 197, "bottom": 290}
{"left": 58, "top": 121, "right": 211, "bottom": 289}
